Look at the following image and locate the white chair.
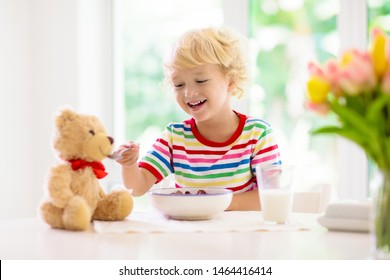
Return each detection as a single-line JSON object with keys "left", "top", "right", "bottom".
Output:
{"left": 292, "top": 184, "right": 331, "bottom": 213}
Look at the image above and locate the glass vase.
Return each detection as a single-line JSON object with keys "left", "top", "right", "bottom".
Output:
{"left": 372, "top": 169, "right": 390, "bottom": 259}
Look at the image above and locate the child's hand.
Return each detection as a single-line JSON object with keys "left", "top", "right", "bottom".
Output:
{"left": 112, "top": 142, "right": 140, "bottom": 167}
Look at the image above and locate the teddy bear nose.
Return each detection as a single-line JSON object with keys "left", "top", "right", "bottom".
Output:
{"left": 108, "top": 136, "right": 114, "bottom": 145}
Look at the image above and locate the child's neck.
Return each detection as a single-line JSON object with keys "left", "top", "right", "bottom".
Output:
{"left": 195, "top": 110, "right": 240, "bottom": 143}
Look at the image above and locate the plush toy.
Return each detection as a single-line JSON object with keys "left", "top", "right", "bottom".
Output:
{"left": 40, "top": 108, "right": 133, "bottom": 231}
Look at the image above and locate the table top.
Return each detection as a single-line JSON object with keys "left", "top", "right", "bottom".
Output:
{"left": 0, "top": 211, "right": 372, "bottom": 260}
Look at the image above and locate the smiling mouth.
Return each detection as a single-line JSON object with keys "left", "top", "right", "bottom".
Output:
{"left": 188, "top": 99, "right": 207, "bottom": 108}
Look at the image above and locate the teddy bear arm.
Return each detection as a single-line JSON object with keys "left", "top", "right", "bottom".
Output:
{"left": 47, "top": 165, "right": 74, "bottom": 208}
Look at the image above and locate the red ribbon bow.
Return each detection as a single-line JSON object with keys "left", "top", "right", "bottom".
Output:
{"left": 68, "top": 159, "right": 108, "bottom": 179}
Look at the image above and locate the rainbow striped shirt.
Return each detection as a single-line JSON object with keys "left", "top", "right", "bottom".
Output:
{"left": 139, "top": 112, "right": 281, "bottom": 193}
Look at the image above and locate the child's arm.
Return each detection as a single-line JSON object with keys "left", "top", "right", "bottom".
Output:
{"left": 114, "top": 142, "right": 157, "bottom": 196}
{"left": 226, "top": 189, "right": 261, "bottom": 211}
{"left": 121, "top": 165, "right": 156, "bottom": 196}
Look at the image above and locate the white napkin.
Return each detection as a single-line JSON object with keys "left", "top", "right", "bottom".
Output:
{"left": 317, "top": 200, "right": 372, "bottom": 232}
{"left": 93, "top": 211, "right": 309, "bottom": 233}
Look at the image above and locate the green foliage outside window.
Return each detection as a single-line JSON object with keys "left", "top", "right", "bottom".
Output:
{"left": 248, "top": 0, "right": 337, "bottom": 133}
{"left": 368, "top": 0, "right": 390, "bottom": 31}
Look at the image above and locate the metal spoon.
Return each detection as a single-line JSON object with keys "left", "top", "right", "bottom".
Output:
{"left": 107, "top": 152, "right": 123, "bottom": 160}
{"left": 107, "top": 144, "right": 139, "bottom": 160}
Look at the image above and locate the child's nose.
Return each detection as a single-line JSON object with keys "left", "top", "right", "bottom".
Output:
{"left": 184, "top": 86, "right": 197, "bottom": 97}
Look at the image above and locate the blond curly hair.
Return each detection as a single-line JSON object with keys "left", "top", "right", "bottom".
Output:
{"left": 164, "top": 26, "right": 249, "bottom": 98}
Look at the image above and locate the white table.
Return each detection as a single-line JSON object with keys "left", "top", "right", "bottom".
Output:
{"left": 0, "top": 212, "right": 371, "bottom": 260}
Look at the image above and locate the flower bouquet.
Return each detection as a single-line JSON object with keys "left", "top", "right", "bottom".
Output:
{"left": 306, "top": 27, "right": 390, "bottom": 258}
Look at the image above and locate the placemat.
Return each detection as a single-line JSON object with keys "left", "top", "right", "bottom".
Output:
{"left": 94, "top": 211, "right": 310, "bottom": 233}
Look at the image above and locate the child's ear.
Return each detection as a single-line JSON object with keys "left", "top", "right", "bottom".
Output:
{"left": 227, "top": 75, "right": 237, "bottom": 93}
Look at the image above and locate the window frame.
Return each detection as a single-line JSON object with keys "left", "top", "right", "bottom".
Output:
{"left": 336, "top": 0, "right": 368, "bottom": 200}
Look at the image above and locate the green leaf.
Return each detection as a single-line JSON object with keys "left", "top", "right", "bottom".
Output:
{"left": 328, "top": 98, "right": 386, "bottom": 161}
{"left": 384, "top": 138, "right": 390, "bottom": 170}
{"left": 310, "top": 126, "right": 341, "bottom": 135}
{"left": 329, "top": 98, "right": 376, "bottom": 138}
{"left": 312, "top": 94, "right": 390, "bottom": 170}
{"left": 366, "top": 94, "right": 390, "bottom": 120}
{"left": 311, "top": 125, "right": 380, "bottom": 165}
{"left": 366, "top": 93, "right": 390, "bottom": 135}
{"left": 345, "top": 95, "right": 366, "bottom": 115}
{"left": 311, "top": 126, "right": 365, "bottom": 146}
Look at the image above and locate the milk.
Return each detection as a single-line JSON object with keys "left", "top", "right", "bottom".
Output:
{"left": 260, "top": 189, "right": 293, "bottom": 224}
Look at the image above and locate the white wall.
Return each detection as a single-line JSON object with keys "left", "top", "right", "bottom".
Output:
{"left": 0, "top": 0, "right": 112, "bottom": 219}
{"left": 1, "top": 0, "right": 33, "bottom": 219}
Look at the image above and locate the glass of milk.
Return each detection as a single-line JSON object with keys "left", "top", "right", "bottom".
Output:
{"left": 256, "top": 165, "right": 294, "bottom": 224}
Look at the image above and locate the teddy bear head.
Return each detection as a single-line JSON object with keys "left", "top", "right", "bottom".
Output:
{"left": 53, "top": 108, "right": 114, "bottom": 162}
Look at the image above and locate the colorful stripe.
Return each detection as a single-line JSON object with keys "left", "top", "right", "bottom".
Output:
{"left": 139, "top": 112, "right": 281, "bottom": 193}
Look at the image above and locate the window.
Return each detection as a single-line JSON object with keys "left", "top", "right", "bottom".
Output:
{"left": 112, "top": 0, "right": 388, "bottom": 203}
{"left": 368, "top": 0, "right": 390, "bottom": 30}
{"left": 112, "top": 0, "right": 223, "bottom": 207}
{"left": 247, "top": 0, "right": 339, "bottom": 192}
{"left": 115, "top": 0, "right": 223, "bottom": 153}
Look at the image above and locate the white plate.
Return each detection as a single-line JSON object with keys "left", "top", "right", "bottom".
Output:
{"left": 317, "top": 216, "right": 370, "bottom": 232}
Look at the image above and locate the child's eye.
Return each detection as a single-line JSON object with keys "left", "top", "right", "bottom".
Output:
{"left": 89, "top": 129, "right": 95, "bottom": 136}
{"left": 196, "top": 79, "right": 208, "bottom": 84}
{"left": 174, "top": 83, "right": 184, "bottom": 88}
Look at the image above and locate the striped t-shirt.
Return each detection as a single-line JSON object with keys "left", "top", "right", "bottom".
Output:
{"left": 139, "top": 111, "right": 281, "bottom": 193}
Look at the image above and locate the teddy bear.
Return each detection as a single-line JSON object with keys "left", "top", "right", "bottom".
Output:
{"left": 40, "top": 108, "right": 133, "bottom": 231}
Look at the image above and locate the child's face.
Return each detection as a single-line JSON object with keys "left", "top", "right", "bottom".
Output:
{"left": 170, "top": 64, "right": 234, "bottom": 122}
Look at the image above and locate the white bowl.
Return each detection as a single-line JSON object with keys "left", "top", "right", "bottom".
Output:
{"left": 148, "top": 188, "right": 233, "bottom": 220}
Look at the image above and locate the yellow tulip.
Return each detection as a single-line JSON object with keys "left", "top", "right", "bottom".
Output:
{"left": 306, "top": 77, "right": 330, "bottom": 103}
{"left": 371, "top": 30, "right": 388, "bottom": 78}
{"left": 340, "top": 52, "right": 353, "bottom": 67}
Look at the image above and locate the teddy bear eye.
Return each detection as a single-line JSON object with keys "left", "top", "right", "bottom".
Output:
{"left": 89, "top": 129, "right": 95, "bottom": 136}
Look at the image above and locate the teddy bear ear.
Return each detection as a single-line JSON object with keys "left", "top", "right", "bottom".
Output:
{"left": 55, "top": 107, "right": 78, "bottom": 128}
